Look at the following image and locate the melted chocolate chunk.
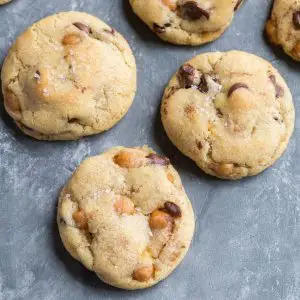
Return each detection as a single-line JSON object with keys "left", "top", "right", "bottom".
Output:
{"left": 227, "top": 83, "right": 249, "bottom": 97}
{"left": 180, "top": 1, "right": 210, "bottom": 20}
{"left": 293, "top": 11, "right": 300, "bottom": 29}
{"left": 269, "top": 75, "right": 284, "bottom": 98}
{"left": 179, "top": 64, "right": 197, "bottom": 88}
{"left": 198, "top": 75, "right": 209, "bottom": 93}
{"left": 73, "top": 22, "right": 91, "bottom": 34}
{"left": 164, "top": 202, "right": 181, "bottom": 218}
{"left": 153, "top": 23, "right": 166, "bottom": 33}
{"left": 147, "top": 153, "right": 170, "bottom": 166}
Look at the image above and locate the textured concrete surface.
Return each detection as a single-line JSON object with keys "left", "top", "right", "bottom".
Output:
{"left": 0, "top": 0, "right": 299, "bottom": 299}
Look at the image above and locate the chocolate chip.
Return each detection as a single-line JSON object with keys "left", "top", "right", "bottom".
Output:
{"left": 227, "top": 83, "right": 249, "bottom": 97}
{"left": 34, "top": 70, "right": 41, "bottom": 81}
{"left": 234, "top": 0, "right": 243, "bottom": 11}
{"left": 179, "top": 64, "right": 197, "bottom": 88}
{"left": 165, "top": 86, "right": 178, "bottom": 99}
{"left": 153, "top": 23, "right": 166, "bottom": 34}
{"left": 269, "top": 75, "right": 284, "bottom": 98}
{"left": 68, "top": 118, "right": 79, "bottom": 124}
{"left": 104, "top": 28, "right": 116, "bottom": 35}
{"left": 180, "top": 1, "right": 210, "bottom": 20}
{"left": 59, "top": 217, "right": 67, "bottom": 225}
{"left": 164, "top": 202, "right": 181, "bottom": 218}
{"left": 216, "top": 108, "right": 223, "bottom": 118}
{"left": 196, "top": 140, "right": 203, "bottom": 150}
{"left": 147, "top": 153, "right": 170, "bottom": 166}
{"left": 198, "top": 75, "right": 209, "bottom": 93}
{"left": 293, "top": 11, "right": 300, "bottom": 30}
{"left": 73, "top": 22, "right": 91, "bottom": 34}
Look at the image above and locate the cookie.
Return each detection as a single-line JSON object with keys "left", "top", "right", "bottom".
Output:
{"left": 0, "top": 0, "right": 12, "bottom": 4}
{"left": 1, "top": 12, "right": 136, "bottom": 140}
{"left": 129, "top": 0, "right": 243, "bottom": 45}
{"left": 266, "top": 0, "right": 300, "bottom": 61}
{"left": 57, "top": 146, "right": 195, "bottom": 290}
{"left": 161, "top": 51, "right": 295, "bottom": 180}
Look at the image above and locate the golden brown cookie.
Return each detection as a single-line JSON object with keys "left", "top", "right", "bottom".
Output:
{"left": 129, "top": 0, "right": 244, "bottom": 45}
{"left": 161, "top": 51, "right": 295, "bottom": 179}
{"left": 57, "top": 146, "right": 195, "bottom": 289}
{"left": 0, "top": 0, "right": 12, "bottom": 4}
{"left": 1, "top": 12, "right": 136, "bottom": 140}
{"left": 266, "top": 0, "right": 300, "bottom": 61}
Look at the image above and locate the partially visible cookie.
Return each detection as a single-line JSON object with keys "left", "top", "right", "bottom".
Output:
{"left": 129, "top": 0, "right": 243, "bottom": 45}
{"left": 266, "top": 0, "right": 300, "bottom": 61}
{"left": 161, "top": 51, "right": 295, "bottom": 180}
{"left": 0, "top": 0, "right": 12, "bottom": 4}
{"left": 1, "top": 12, "right": 136, "bottom": 140}
{"left": 57, "top": 146, "right": 195, "bottom": 290}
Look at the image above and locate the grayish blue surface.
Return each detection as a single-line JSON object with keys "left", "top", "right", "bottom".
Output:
{"left": 0, "top": 0, "right": 299, "bottom": 299}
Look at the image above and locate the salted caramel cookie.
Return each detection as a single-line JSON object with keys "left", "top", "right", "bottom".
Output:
{"left": 129, "top": 0, "right": 243, "bottom": 45}
{"left": 57, "top": 146, "right": 195, "bottom": 290}
{"left": 266, "top": 0, "right": 300, "bottom": 61}
{"left": 161, "top": 51, "right": 295, "bottom": 180}
{"left": 0, "top": 0, "right": 12, "bottom": 4}
{"left": 1, "top": 12, "right": 136, "bottom": 140}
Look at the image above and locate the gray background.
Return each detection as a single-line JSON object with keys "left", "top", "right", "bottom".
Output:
{"left": 0, "top": 0, "right": 299, "bottom": 299}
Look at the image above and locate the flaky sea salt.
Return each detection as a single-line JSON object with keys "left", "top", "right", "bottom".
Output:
{"left": 43, "top": 88, "right": 50, "bottom": 97}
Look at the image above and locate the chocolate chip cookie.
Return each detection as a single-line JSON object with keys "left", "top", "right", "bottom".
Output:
{"left": 0, "top": 0, "right": 12, "bottom": 4}
{"left": 57, "top": 146, "right": 195, "bottom": 289}
{"left": 129, "top": 0, "right": 243, "bottom": 45}
{"left": 161, "top": 51, "right": 295, "bottom": 180}
{"left": 266, "top": 0, "right": 300, "bottom": 61}
{"left": 1, "top": 12, "right": 136, "bottom": 140}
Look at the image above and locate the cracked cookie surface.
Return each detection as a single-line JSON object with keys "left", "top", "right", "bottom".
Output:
{"left": 129, "top": 0, "right": 243, "bottom": 45}
{"left": 266, "top": 0, "right": 300, "bottom": 61}
{"left": 161, "top": 51, "right": 295, "bottom": 180}
{"left": 57, "top": 146, "right": 195, "bottom": 290}
{"left": 1, "top": 12, "right": 136, "bottom": 140}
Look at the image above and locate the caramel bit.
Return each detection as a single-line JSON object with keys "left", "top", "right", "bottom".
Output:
{"left": 161, "top": 0, "right": 177, "bottom": 11}
{"left": 149, "top": 210, "right": 172, "bottom": 230}
{"left": 133, "top": 265, "right": 154, "bottom": 282}
{"left": 213, "top": 163, "right": 234, "bottom": 176}
{"left": 73, "top": 209, "right": 88, "bottom": 229}
{"left": 62, "top": 34, "right": 81, "bottom": 45}
{"left": 164, "top": 202, "right": 181, "bottom": 218}
{"left": 266, "top": 20, "right": 278, "bottom": 45}
{"left": 167, "top": 173, "right": 175, "bottom": 183}
{"left": 114, "top": 151, "right": 145, "bottom": 168}
{"left": 293, "top": 42, "right": 300, "bottom": 59}
{"left": 227, "top": 87, "right": 254, "bottom": 110}
{"left": 114, "top": 197, "right": 135, "bottom": 215}
{"left": 269, "top": 75, "right": 284, "bottom": 98}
